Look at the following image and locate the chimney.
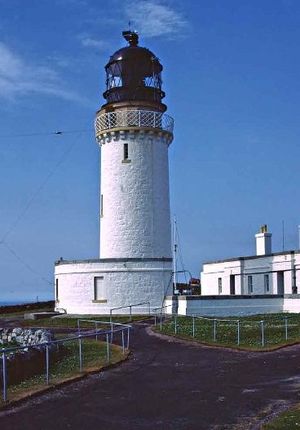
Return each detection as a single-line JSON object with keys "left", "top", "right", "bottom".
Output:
{"left": 255, "top": 225, "right": 272, "bottom": 256}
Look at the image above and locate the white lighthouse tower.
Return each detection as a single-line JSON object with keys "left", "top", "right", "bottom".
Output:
{"left": 54, "top": 31, "right": 174, "bottom": 314}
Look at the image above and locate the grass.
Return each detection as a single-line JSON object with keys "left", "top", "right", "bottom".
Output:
{"left": 1, "top": 337, "right": 128, "bottom": 406}
{"left": 21, "top": 314, "right": 149, "bottom": 329}
{"left": 155, "top": 313, "right": 300, "bottom": 351}
{"left": 262, "top": 405, "right": 300, "bottom": 429}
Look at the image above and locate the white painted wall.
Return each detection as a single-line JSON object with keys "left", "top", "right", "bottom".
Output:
{"left": 55, "top": 259, "right": 172, "bottom": 314}
{"left": 99, "top": 129, "right": 172, "bottom": 260}
{"left": 201, "top": 251, "right": 300, "bottom": 297}
{"left": 164, "top": 295, "right": 299, "bottom": 317}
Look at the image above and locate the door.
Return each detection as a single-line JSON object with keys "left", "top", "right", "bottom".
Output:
{"left": 230, "top": 275, "right": 235, "bottom": 295}
{"left": 277, "top": 271, "right": 284, "bottom": 295}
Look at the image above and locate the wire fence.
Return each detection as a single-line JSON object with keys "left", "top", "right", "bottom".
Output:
{"left": 153, "top": 311, "right": 300, "bottom": 349}
{"left": 0, "top": 321, "right": 131, "bottom": 403}
{"left": 109, "top": 302, "right": 151, "bottom": 322}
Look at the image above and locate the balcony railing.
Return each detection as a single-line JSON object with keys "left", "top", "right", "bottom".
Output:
{"left": 95, "top": 110, "right": 174, "bottom": 136}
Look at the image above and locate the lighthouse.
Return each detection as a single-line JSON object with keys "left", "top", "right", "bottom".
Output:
{"left": 54, "top": 31, "right": 174, "bottom": 314}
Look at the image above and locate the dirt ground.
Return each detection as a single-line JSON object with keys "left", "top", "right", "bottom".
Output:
{"left": 1, "top": 321, "right": 300, "bottom": 429}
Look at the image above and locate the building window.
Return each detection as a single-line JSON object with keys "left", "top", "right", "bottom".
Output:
{"left": 218, "top": 278, "right": 222, "bottom": 294}
{"left": 93, "top": 276, "right": 106, "bottom": 302}
{"left": 55, "top": 278, "right": 59, "bottom": 301}
{"left": 264, "top": 274, "right": 270, "bottom": 293}
{"left": 100, "top": 194, "right": 103, "bottom": 217}
{"left": 123, "top": 143, "right": 129, "bottom": 160}
{"left": 248, "top": 276, "right": 253, "bottom": 294}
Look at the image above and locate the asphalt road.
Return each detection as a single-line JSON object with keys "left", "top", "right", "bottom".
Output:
{"left": 1, "top": 322, "right": 300, "bottom": 430}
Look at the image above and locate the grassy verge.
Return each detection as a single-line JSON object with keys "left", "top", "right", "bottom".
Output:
{"left": 262, "top": 405, "right": 300, "bottom": 429}
{"left": 0, "top": 338, "right": 128, "bottom": 407}
{"left": 21, "top": 314, "right": 150, "bottom": 329}
{"left": 154, "top": 313, "right": 300, "bottom": 351}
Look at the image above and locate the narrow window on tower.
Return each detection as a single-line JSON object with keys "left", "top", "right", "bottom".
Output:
{"left": 122, "top": 143, "right": 131, "bottom": 163}
{"left": 55, "top": 278, "right": 59, "bottom": 301}
{"left": 100, "top": 194, "right": 103, "bottom": 217}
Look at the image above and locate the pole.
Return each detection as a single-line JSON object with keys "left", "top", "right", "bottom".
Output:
{"left": 261, "top": 321, "right": 265, "bottom": 347}
{"left": 106, "top": 334, "right": 110, "bottom": 363}
{"left": 173, "top": 216, "right": 177, "bottom": 293}
{"left": 121, "top": 330, "right": 125, "bottom": 354}
{"left": 213, "top": 319, "right": 217, "bottom": 342}
{"left": 77, "top": 319, "right": 80, "bottom": 336}
{"left": 45, "top": 345, "right": 50, "bottom": 385}
{"left": 130, "top": 305, "right": 132, "bottom": 322}
{"left": 95, "top": 322, "right": 98, "bottom": 341}
{"left": 285, "top": 317, "right": 288, "bottom": 341}
{"left": 237, "top": 320, "right": 240, "bottom": 346}
{"left": 110, "top": 321, "right": 114, "bottom": 344}
{"left": 148, "top": 302, "right": 151, "bottom": 316}
{"left": 192, "top": 315, "right": 195, "bottom": 338}
{"left": 160, "top": 313, "right": 163, "bottom": 330}
{"left": 127, "top": 327, "right": 130, "bottom": 349}
{"left": 2, "top": 352, "right": 7, "bottom": 402}
{"left": 79, "top": 337, "right": 83, "bottom": 371}
{"left": 174, "top": 315, "right": 177, "bottom": 334}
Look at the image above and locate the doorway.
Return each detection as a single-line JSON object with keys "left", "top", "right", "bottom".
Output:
{"left": 230, "top": 275, "right": 235, "bottom": 295}
{"left": 277, "top": 271, "right": 284, "bottom": 295}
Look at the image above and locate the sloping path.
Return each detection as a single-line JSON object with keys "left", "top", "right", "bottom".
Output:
{"left": 1, "top": 322, "right": 300, "bottom": 429}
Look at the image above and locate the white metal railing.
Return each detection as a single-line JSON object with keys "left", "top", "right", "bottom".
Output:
{"left": 1, "top": 322, "right": 132, "bottom": 402}
{"left": 95, "top": 110, "right": 174, "bottom": 135}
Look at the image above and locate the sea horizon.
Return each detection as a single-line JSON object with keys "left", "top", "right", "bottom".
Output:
{"left": 0, "top": 298, "right": 53, "bottom": 306}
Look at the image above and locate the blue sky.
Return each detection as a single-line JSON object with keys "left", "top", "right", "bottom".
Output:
{"left": 0, "top": 0, "right": 300, "bottom": 301}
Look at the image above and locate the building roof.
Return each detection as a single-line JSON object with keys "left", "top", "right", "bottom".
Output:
{"left": 203, "top": 249, "right": 299, "bottom": 265}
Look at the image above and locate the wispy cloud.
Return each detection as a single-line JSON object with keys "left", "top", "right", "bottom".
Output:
{"left": 0, "top": 42, "right": 84, "bottom": 103}
{"left": 124, "top": 1, "right": 188, "bottom": 38}
{"left": 80, "top": 36, "right": 110, "bottom": 51}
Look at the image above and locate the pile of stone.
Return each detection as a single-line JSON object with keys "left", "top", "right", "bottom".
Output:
{"left": 0, "top": 328, "right": 56, "bottom": 385}
{"left": 0, "top": 328, "right": 53, "bottom": 348}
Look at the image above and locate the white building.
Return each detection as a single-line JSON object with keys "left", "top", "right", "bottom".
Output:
{"left": 164, "top": 226, "right": 300, "bottom": 317}
{"left": 201, "top": 226, "right": 300, "bottom": 296}
{"left": 54, "top": 31, "right": 174, "bottom": 314}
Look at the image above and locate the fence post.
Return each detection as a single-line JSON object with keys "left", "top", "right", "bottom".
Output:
{"left": 192, "top": 315, "right": 195, "bottom": 338}
{"left": 45, "top": 344, "right": 50, "bottom": 385}
{"left": 2, "top": 351, "right": 7, "bottom": 402}
{"left": 106, "top": 334, "right": 110, "bottom": 363}
{"left": 154, "top": 314, "right": 157, "bottom": 326}
{"left": 148, "top": 302, "right": 151, "bottom": 317}
{"left": 95, "top": 322, "right": 98, "bottom": 341}
{"left": 79, "top": 336, "right": 83, "bottom": 371}
{"left": 130, "top": 305, "right": 132, "bottom": 322}
{"left": 261, "top": 320, "right": 265, "bottom": 347}
{"left": 127, "top": 327, "right": 130, "bottom": 349}
{"left": 159, "top": 313, "right": 163, "bottom": 330}
{"left": 110, "top": 322, "right": 114, "bottom": 344}
{"left": 174, "top": 315, "right": 177, "bottom": 334}
{"left": 285, "top": 317, "right": 288, "bottom": 341}
{"left": 213, "top": 319, "right": 217, "bottom": 342}
{"left": 77, "top": 319, "right": 81, "bottom": 335}
{"left": 237, "top": 320, "right": 240, "bottom": 346}
{"left": 121, "top": 330, "right": 125, "bottom": 355}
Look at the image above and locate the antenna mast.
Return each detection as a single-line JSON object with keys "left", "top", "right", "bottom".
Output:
{"left": 173, "top": 216, "right": 177, "bottom": 293}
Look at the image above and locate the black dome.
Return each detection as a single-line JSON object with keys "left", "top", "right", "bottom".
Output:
{"left": 103, "top": 31, "right": 165, "bottom": 105}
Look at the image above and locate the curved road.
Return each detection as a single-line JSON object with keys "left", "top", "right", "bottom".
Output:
{"left": 1, "top": 322, "right": 300, "bottom": 429}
